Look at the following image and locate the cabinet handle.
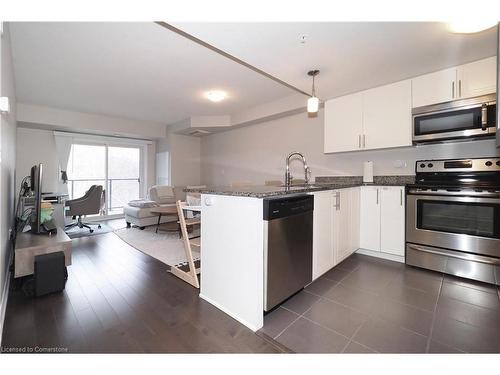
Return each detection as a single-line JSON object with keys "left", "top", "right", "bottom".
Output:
{"left": 400, "top": 189, "right": 403, "bottom": 206}
{"left": 358, "top": 134, "right": 361, "bottom": 148}
{"left": 452, "top": 81, "right": 455, "bottom": 99}
{"left": 376, "top": 189, "right": 379, "bottom": 205}
{"left": 363, "top": 134, "right": 366, "bottom": 148}
{"left": 458, "top": 79, "right": 462, "bottom": 97}
{"left": 336, "top": 192, "right": 341, "bottom": 211}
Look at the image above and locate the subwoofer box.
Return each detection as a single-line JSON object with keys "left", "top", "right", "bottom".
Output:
{"left": 34, "top": 251, "right": 67, "bottom": 297}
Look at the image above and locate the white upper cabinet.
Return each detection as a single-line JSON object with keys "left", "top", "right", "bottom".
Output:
{"left": 457, "top": 56, "right": 497, "bottom": 99}
{"left": 359, "top": 186, "right": 381, "bottom": 252}
{"left": 412, "top": 57, "right": 497, "bottom": 108}
{"left": 363, "top": 80, "right": 412, "bottom": 150}
{"left": 379, "top": 187, "right": 405, "bottom": 257}
{"left": 411, "top": 67, "right": 456, "bottom": 108}
{"left": 324, "top": 92, "right": 363, "bottom": 153}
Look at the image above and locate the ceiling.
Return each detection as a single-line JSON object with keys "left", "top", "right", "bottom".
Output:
{"left": 9, "top": 22, "right": 497, "bottom": 127}
{"left": 9, "top": 22, "right": 294, "bottom": 125}
{"left": 173, "top": 22, "right": 497, "bottom": 99}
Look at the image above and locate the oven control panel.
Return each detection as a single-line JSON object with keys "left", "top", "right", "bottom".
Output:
{"left": 416, "top": 158, "right": 500, "bottom": 173}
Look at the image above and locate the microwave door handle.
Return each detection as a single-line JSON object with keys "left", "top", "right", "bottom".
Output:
{"left": 481, "top": 104, "right": 488, "bottom": 131}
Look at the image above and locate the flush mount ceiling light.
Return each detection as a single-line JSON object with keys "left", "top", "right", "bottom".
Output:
{"left": 205, "top": 90, "right": 227, "bottom": 103}
{"left": 307, "top": 70, "right": 320, "bottom": 114}
{"left": 447, "top": 20, "right": 497, "bottom": 34}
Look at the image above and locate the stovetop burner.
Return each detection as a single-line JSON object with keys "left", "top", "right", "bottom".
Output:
{"left": 412, "top": 157, "right": 500, "bottom": 194}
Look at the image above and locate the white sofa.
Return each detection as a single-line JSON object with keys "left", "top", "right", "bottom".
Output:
{"left": 124, "top": 185, "right": 186, "bottom": 229}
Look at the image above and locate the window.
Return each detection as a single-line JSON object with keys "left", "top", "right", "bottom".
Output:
{"left": 67, "top": 142, "right": 143, "bottom": 216}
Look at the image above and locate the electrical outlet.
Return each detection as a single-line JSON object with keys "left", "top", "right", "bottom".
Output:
{"left": 393, "top": 160, "right": 407, "bottom": 168}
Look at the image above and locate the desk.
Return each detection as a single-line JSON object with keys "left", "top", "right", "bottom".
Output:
{"left": 14, "top": 228, "right": 72, "bottom": 278}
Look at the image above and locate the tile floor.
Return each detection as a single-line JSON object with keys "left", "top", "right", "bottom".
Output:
{"left": 260, "top": 253, "right": 500, "bottom": 353}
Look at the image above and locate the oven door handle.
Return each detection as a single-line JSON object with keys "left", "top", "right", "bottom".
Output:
{"left": 408, "top": 193, "right": 500, "bottom": 204}
{"left": 481, "top": 103, "right": 488, "bottom": 131}
{"left": 407, "top": 243, "right": 500, "bottom": 266}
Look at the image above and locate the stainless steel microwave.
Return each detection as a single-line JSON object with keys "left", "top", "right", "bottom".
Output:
{"left": 412, "top": 94, "right": 496, "bottom": 144}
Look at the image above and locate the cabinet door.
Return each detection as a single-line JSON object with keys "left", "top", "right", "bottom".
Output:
{"left": 363, "top": 80, "right": 412, "bottom": 150}
{"left": 380, "top": 186, "right": 405, "bottom": 256}
{"left": 457, "top": 56, "right": 497, "bottom": 99}
{"left": 359, "top": 186, "right": 381, "bottom": 251}
{"left": 324, "top": 92, "right": 363, "bottom": 153}
{"left": 333, "top": 189, "right": 352, "bottom": 264}
{"left": 312, "top": 191, "right": 334, "bottom": 280}
{"left": 348, "top": 187, "right": 360, "bottom": 255}
{"left": 412, "top": 67, "right": 457, "bottom": 107}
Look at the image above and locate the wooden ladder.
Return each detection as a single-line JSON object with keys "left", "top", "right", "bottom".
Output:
{"left": 169, "top": 200, "right": 201, "bottom": 288}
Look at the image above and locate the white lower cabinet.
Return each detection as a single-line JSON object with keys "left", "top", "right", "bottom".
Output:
{"left": 359, "top": 186, "right": 405, "bottom": 258}
{"left": 380, "top": 187, "right": 405, "bottom": 256}
{"left": 359, "top": 186, "right": 381, "bottom": 251}
{"left": 312, "top": 187, "right": 360, "bottom": 280}
{"left": 312, "top": 191, "right": 335, "bottom": 280}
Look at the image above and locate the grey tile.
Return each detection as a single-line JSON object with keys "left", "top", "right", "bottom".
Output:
{"left": 276, "top": 317, "right": 349, "bottom": 353}
{"left": 343, "top": 341, "right": 376, "bottom": 353}
{"left": 335, "top": 255, "right": 363, "bottom": 271}
{"left": 428, "top": 340, "right": 464, "bottom": 353}
{"left": 436, "top": 296, "right": 500, "bottom": 331}
{"left": 324, "top": 283, "right": 379, "bottom": 314}
{"left": 444, "top": 275, "right": 498, "bottom": 295}
{"left": 281, "top": 291, "right": 320, "bottom": 315}
{"left": 353, "top": 317, "right": 428, "bottom": 353}
{"left": 392, "top": 267, "right": 443, "bottom": 294}
{"left": 383, "top": 281, "right": 438, "bottom": 312}
{"left": 305, "top": 277, "right": 338, "bottom": 297}
{"left": 432, "top": 315, "right": 500, "bottom": 353}
{"left": 441, "top": 282, "right": 500, "bottom": 311}
{"left": 260, "top": 307, "right": 299, "bottom": 339}
{"left": 340, "top": 267, "right": 395, "bottom": 294}
{"left": 303, "top": 298, "right": 369, "bottom": 338}
{"left": 322, "top": 266, "right": 353, "bottom": 282}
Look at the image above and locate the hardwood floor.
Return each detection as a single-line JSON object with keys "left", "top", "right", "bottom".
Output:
{"left": 1, "top": 229, "right": 281, "bottom": 353}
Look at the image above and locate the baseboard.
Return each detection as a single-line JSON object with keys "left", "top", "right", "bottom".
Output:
{"left": 199, "top": 293, "right": 262, "bottom": 332}
{"left": 0, "top": 257, "right": 12, "bottom": 347}
{"left": 356, "top": 248, "right": 405, "bottom": 263}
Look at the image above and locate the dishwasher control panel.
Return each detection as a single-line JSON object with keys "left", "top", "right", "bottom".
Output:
{"left": 263, "top": 194, "right": 314, "bottom": 220}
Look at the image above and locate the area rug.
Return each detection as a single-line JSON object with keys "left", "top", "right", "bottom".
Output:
{"left": 113, "top": 226, "right": 200, "bottom": 267}
{"left": 65, "top": 223, "right": 114, "bottom": 239}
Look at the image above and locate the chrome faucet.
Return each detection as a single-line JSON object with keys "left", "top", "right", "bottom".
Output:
{"left": 285, "top": 151, "right": 310, "bottom": 187}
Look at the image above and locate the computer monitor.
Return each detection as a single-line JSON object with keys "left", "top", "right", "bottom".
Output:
{"left": 30, "top": 163, "right": 43, "bottom": 234}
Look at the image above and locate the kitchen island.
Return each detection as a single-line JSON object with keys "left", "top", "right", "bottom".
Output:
{"left": 186, "top": 176, "right": 413, "bottom": 331}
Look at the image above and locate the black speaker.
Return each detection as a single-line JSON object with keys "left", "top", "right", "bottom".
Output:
{"left": 34, "top": 251, "right": 67, "bottom": 297}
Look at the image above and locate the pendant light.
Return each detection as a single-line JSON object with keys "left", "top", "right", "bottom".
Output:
{"left": 307, "top": 70, "right": 320, "bottom": 113}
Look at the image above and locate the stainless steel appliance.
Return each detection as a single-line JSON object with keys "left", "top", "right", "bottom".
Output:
{"left": 496, "top": 22, "right": 500, "bottom": 148}
{"left": 412, "top": 94, "right": 496, "bottom": 144}
{"left": 406, "top": 158, "right": 500, "bottom": 285}
{"left": 263, "top": 194, "right": 313, "bottom": 311}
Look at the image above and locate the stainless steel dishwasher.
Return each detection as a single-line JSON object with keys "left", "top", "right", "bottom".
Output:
{"left": 263, "top": 194, "right": 313, "bottom": 311}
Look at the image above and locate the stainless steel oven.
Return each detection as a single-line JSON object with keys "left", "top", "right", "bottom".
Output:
{"left": 406, "top": 158, "right": 500, "bottom": 285}
{"left": 413, "top": 94, "right": 496, "bottom": 144}
{"left": 406, "top": 192, "right": 500, "bottom": 257}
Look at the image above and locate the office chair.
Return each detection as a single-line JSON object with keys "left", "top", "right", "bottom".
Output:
{"left": 65, "top": 185, "right": 105, "bottom": 233}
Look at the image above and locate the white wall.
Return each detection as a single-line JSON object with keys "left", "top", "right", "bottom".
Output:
{"left": 17, "top": 103, "right": 166, "bottom": 140}
{"left": 0, "top": 23, "right": 17, "bottom": 331}
{"left": 200, "top": 110, "right": 500, "bottom": 185}
{"left": 157, "top": 132, "right": 201, "bottom": 187}
{"left": 16, "top": 128, "right": 59, "bottom": 194}
{"left": 16, "top": 127, "right": 157, "bottom": 198}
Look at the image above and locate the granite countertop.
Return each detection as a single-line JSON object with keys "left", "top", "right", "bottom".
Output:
{"left": 184, "top": 175, "right": 415, "bottom": 198}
